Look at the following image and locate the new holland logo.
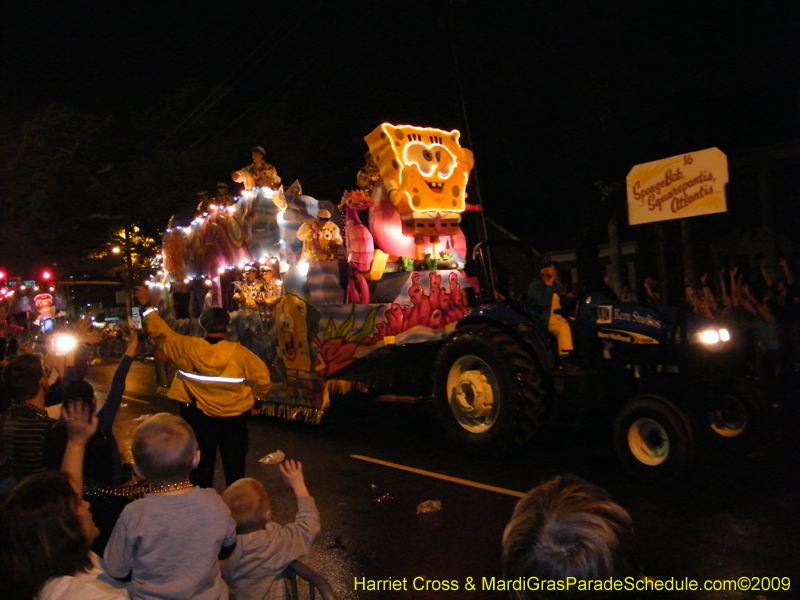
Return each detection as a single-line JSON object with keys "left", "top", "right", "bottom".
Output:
{"left": 596, "top": 305, "right": 613, "bottom": 324}
{"left": 597, "top": 329, "right": 659, "bottom": 344}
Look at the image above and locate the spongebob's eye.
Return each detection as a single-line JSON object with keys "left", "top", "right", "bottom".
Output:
{"left": 432, "top": 144, "right": 455, "bottom": 177}
{"left": 404, "top": 142, "right": 436, "bottom": 176}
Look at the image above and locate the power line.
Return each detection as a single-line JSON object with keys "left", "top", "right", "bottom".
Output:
{"left": 191, "top": 3, "right": 379, "bottom": 150}
{"left": 157, "top": 2, "right": 319, "bottom": 149}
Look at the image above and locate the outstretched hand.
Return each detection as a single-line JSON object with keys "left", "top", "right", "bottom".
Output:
{"left": 279, "top": 459, "right": 310, "bottom": 498}
{"left": 133, "top": 285, "right": 151, "bottom": 306}
{"left": 62, "top": 400, "right": 98, "bottom": 445}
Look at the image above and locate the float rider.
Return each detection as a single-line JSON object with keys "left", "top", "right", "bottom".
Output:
{"left": 133, "top": 285, "right": 272, "bottom": 488}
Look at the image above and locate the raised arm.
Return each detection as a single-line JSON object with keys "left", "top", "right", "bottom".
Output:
{"left": 779, "top": 258, "right": 794, "bottom": 285}
{"left": 279, "top": 459, "right": 310, "bottom": 499}
{"left": 273, "top": 460, "right": 320, "bottom": 560}
{"left": 60, "top": 401, "right": 98, "bottom": 496}
{"left": 700, "top": 273, "right": 717, "bottom": 315}
{"left": 760, "top": 261, "right": 775, "bottom": 287}
{"left": 684, "top": 281, "right": 703, "bottom": 313}
{"left": 730, "top": 268, "right": 741, "bottom": 308}
{"left": 133, "top": 285, "right": 194, "bottom": 366}
{"left": 718, "top": 267, "right": 729, "bottom": 306}
{"left": 96, "top": 330, "right": 139, "bottom": 434}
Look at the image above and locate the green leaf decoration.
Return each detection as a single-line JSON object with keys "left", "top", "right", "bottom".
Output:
{"left": 350, "top": 305, "right": 381, "bottom": 343}
{"left": 337, "top": 307, "right": 356, "bottom": 338}
{"left": 323, "top": 316, "right": 337, "bottom": 341}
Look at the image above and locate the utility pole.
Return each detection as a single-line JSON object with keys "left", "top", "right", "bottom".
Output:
{"left": 124, "top": 224, "right": 134, "bottom": 324}
{"left": 608, "top": 211, "right": 623, "bottom": 296}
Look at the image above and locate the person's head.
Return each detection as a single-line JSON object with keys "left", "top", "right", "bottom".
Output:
{"left": 2, "top": 353, "right": 47, "bottom": 401}
{"left": 538, "top": 255, "right": 557, "bottom": 279}
{"left": 0, "top": 471, "right": 96, "bottom": 600}
{"left": 199, "top": 306, "right": 230, "bottom": 336}
{"left": 502, "top": 474, "right": 637, "bottom": 599}
{"left": 252, "top": 145, "right": 266, "bottom": 162}
{"left": 243, "top": 265, "right": 258, "bottom": 283}
{"left": 131, "top": 413, "right": 199, "bottom": 485}
{"left": 222, "top": 477, "right": 273, "bottom": 534}
{"left": 260, "top": 265, "right": 274, "bottom": 282}
{"left": 63, "top": 379, "right": 96, "bottom": 417}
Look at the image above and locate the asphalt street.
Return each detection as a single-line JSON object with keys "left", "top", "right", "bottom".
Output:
{"left": 91, "top": 358, "right": 800, "bottom": 600}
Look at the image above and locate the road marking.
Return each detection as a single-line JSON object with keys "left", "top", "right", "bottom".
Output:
{"left": 122, "top": 395, "right": 150, "bottom": 405}
{"left": 350, "top": 454, "right": 525, "bottom": 498}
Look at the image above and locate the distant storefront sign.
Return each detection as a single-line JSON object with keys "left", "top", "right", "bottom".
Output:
{"left": 626, "top": 147, "right": 729, "bottom": 226}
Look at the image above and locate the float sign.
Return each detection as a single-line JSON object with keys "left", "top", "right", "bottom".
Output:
{"left": 627, "top": 147, "right": 728, "bottom": 225}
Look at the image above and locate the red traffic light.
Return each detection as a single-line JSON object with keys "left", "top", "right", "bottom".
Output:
{"left": 42, "top": 271, "right": 52, "bottom": 281}
{"left": 0, "top": 271, "right": 5, "bottom": 280}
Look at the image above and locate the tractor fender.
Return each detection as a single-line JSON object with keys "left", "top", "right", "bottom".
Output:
{"left": 456, "top": 303, "right": 557, "bottom": 373}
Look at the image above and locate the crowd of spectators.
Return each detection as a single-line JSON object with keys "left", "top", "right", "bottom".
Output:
{"left": 678, "top": 259, "right": 799, "bottom": 393}
{"left": 0, "top": 304, "right": 319, "bottom": 600}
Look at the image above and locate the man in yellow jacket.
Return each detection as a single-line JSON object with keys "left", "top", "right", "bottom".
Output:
{"left": 134, "top": 286, "right": 272, "bottom": 488}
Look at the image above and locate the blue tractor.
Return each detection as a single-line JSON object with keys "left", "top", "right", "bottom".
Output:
{"left": 425, "top": 240, "right": 772, "bottom": 482}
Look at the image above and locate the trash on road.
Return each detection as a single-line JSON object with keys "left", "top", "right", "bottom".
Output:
{"left": 258, "top": 449, "right": 285, "bottom": 464}
{"left": 416, "top": 500, "right": 441, "bottom": 514}
{"left": 373, "top": 492, "right": 394, "bottom": 503}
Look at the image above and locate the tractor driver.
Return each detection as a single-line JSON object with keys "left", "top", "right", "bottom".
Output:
{"left": 527, "top": 255, "right": 577, "bottom": 369}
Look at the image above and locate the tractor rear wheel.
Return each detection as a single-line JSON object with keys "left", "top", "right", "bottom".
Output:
{"left": 433, "top": 324, "right": 546, "bottom": 457}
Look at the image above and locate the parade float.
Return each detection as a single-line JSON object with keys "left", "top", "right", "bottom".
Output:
{"left": 152, "top": 125, "right": 481, "bottom": 425}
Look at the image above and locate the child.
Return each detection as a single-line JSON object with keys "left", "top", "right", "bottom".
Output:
{"left": 502, "top": 474, "right": 640, "bottom": 599}
{"left": 221, "top": 460, "right": 320, "bottom": 600}
{"left": 103, "top": 413, "right": 237, "bottom": 600}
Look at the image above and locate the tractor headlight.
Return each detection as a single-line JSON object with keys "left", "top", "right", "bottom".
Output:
{"left": 699, "top": 330, "right": 720, "bottom": 344}
{"left": 693, "top": 328, "right": 730, "bottom": 345}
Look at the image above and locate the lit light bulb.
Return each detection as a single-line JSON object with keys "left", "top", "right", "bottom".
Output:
{"left": 297, "top": 261, "right": 310, "bottom": 276}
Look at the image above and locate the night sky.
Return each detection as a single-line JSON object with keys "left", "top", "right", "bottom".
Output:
{"left": 2, "top": 0, "right": 799, "bottom": 259}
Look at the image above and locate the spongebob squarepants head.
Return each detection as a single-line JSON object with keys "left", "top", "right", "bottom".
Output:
{"left": 364, "top": 123, "right": 474, "bottom": 215}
